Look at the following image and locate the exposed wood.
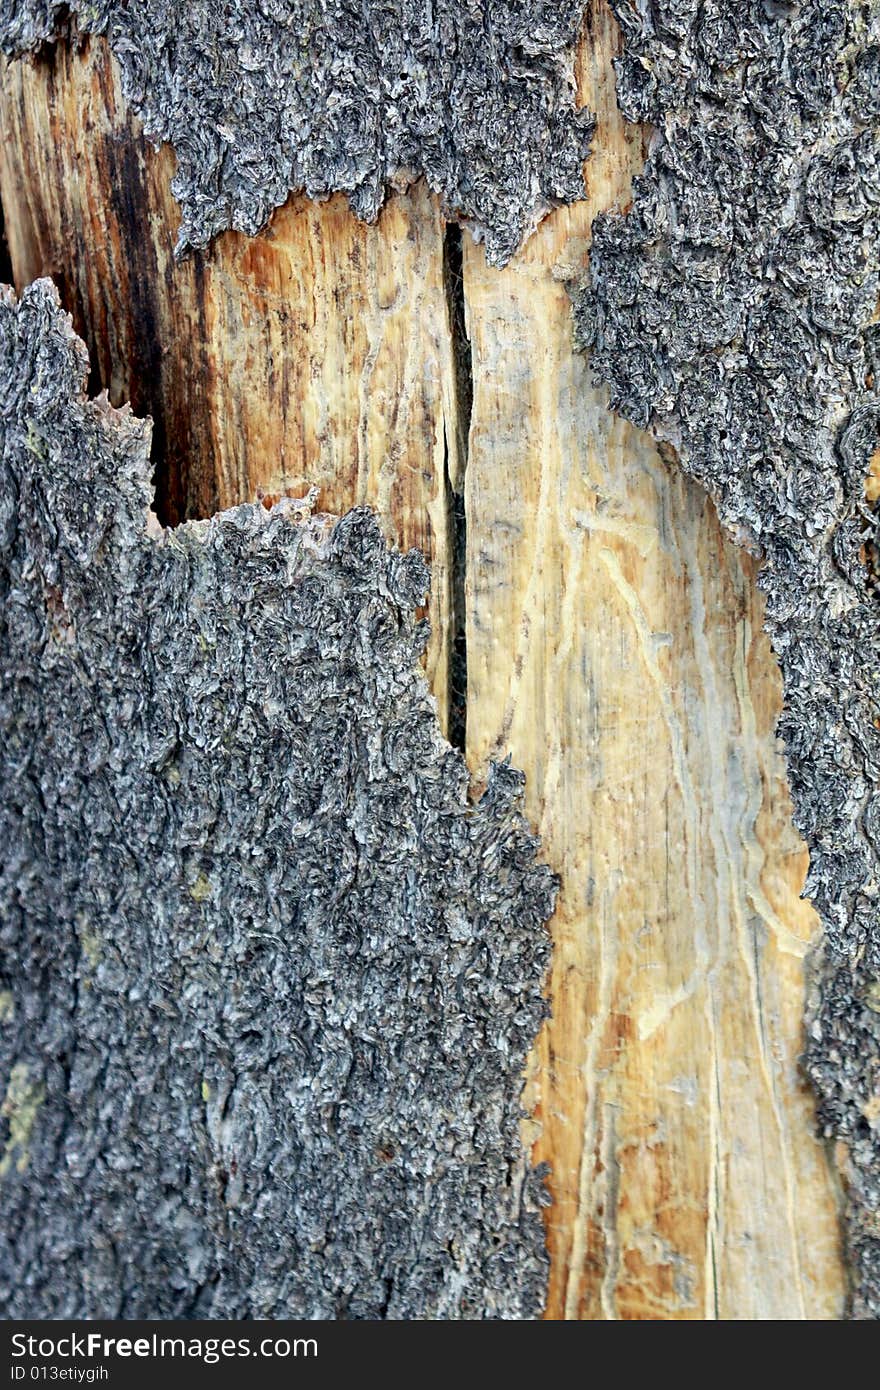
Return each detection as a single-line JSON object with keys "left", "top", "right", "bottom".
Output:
{"left": 0, "top": 2, "right": 848, "bottom": 1319}
{"left": 461, "top": 0, "right": 845, "bottom": 1319}
{"left": 0, "top": 37, "right": 459, "bottom": 723}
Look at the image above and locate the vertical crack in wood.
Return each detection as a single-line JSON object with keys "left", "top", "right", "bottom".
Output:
{"left": 443, "top": 222, "right": 472, "bottom": 755}
{"left": 0, "top": 204, "right": 11, "bottom": 286}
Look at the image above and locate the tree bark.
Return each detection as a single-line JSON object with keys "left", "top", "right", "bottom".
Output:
{"left": 0, "top": 0, "right": 850, "bottom": 1318}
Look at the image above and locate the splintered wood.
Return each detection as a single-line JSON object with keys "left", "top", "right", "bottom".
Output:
{"left": 0, "top": 0, "right": 846, "bottom": 1318}
{"left": 0, "top": 38, "right": 459, "bottom": 721}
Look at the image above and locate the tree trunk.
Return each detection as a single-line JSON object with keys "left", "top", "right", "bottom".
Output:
{"left": 0, "top": 0, "right": 854, "bottom": 1318}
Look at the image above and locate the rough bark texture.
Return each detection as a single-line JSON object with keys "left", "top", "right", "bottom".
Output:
{"left": 577, "top": 0, "right": 880, "bottom": 1317}
{"left": 0, "top": 0, "right": 595, "bottom": 266}
{"left": 462, "top": 2, "right": 845, "bottom": 1317}
{"left": 0, "top": 279, "right": 556, "bottom": 1319}
{"left": 0, "top": 34, "right": 461, "bottom": 723}
{"left": 0, "top": 0, "right": 870, "bottom": 1320}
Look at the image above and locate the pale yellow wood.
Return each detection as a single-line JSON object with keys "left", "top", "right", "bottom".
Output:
{"left": 462, "top": 0, "right": 846, "bottom": 1319}
{"left": 0, "top": 39, "right": 459, "bottom": 721}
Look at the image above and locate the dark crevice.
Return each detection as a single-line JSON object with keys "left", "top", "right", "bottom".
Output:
{"left": 378, "top": 1275, "right": 394, "bottom": 1318}
{"left": 103, "top": 132, "right": 180, "bottom": 527}
{"left": 0, "top": 204, "right": 12, "bottom": 287}
{"left": 442, "top": 222, "right": 472, "bottom": 756}
{"left": 445, "top": 454, "right": 468, "bottom": 753}
{"left": 0, "top": 30, "right": 198, "bottom": 529}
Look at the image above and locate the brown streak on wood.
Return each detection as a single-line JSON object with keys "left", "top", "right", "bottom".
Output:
{"left": 0, "top": 36, "right": 458, "bottom": 722}
{"left": 463, "top": 0, "right": 845, "bottom": 1320}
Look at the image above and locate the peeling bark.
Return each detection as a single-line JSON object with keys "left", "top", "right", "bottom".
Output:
{"left": 0, "top": 279, "right": 556, "bottom": 1319}
{"left": 578, "top": 0, "right": 880, "bottom": 1317}
{"left": 0, "top": 1, "right": 596, "bottom": 265}
{"left": 0, "top": 35, "right": 462, "bottom": 726}
{"left": 1, "top": 0, "right": 874, "bottom": 1320}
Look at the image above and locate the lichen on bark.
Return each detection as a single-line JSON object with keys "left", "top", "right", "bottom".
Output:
{"left": 576, "top": 0, "right": 880, "bottom": 1317}
{"left": 0, "top": 279, "right": 556, "bottom": 1319}
{"left": 0, "top": 0, "right": 596, "bottom": 266}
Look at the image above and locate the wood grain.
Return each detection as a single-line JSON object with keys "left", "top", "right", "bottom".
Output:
{"left": 462, "top": 0, "right": 845, "bottom": 1319}
{"left": 0, "top": 2, "right": 847, "bottom": 1318}
{"left": 0, "top": 37, "right": 459, "bottom": 723}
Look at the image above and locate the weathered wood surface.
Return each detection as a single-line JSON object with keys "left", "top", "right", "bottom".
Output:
{"left": 0, "top": 0, "right": 846, "bottom": 1318}
{"left": 0, "top": 36, "right": 459, "bottom": 722}
{"left": 463, "top": 2, "right": 844, "bottom": 1319}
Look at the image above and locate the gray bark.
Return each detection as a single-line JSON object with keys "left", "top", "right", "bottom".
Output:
{"left": 0, "top": 280, "right": 555, "bottom": 1319}
{"left": 0, "top": 0, "right": 595, "bottom": 265}
{"left": 4, "top": 0, "right": 880, "bottom": 1321}
{"left": 577, "top": 0, "right": 880, "bottom": 1318}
